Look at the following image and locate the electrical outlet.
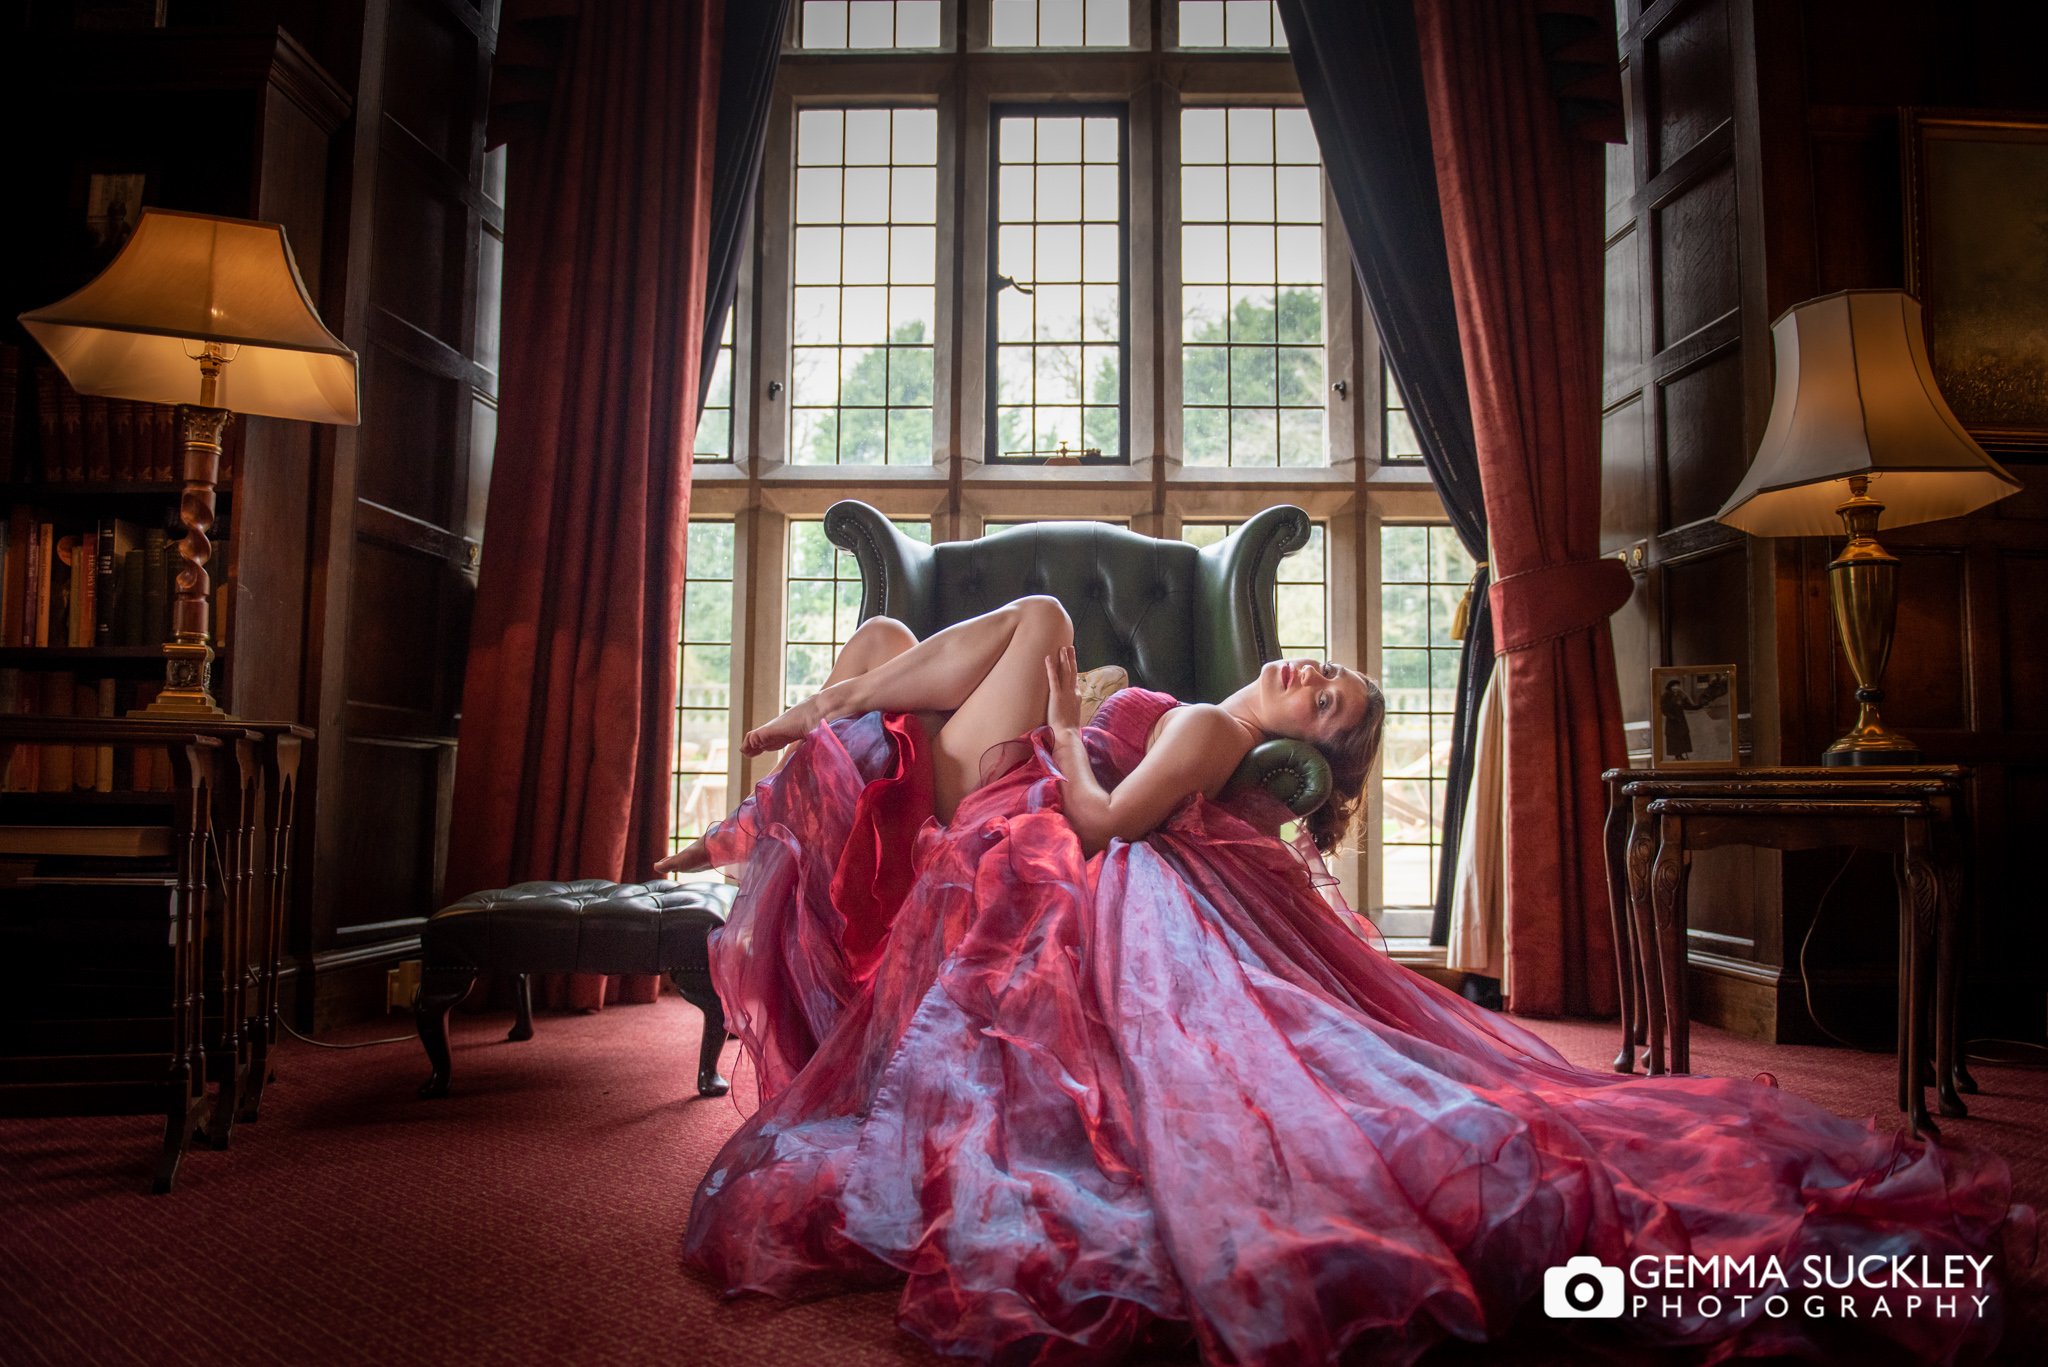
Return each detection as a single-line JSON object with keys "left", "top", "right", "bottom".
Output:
{"left": 386, "top": 959, "right": 422, "bottom": 1013}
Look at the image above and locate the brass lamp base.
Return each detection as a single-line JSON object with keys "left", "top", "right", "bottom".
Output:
{"left": 129, "top": 638, "right": 234, "bottom": 721}
{"left": 1822, "top": 474, "right": 1916, "bottom": 767}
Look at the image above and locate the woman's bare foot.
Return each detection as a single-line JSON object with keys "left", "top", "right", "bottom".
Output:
{"left": 741, "top": 683, "right": 852, "bottom": 756}
{"left": 653, "top": 838, "right": 712, "bottom": 879}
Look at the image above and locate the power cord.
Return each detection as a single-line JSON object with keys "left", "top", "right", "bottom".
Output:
{"left": 1797, "top": 847, "right": 2048, "bottom": 1068}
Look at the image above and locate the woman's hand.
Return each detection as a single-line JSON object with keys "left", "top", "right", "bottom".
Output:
{"left": 653, "top": 838, "right": 712, "bottom": 880}
{"left": 1044, "top": 644, "right": 1083, "bottom": 735}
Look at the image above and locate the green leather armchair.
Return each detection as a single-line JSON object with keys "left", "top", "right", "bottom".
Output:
{"left": 822, "top": 500, "right": 1332, "bottom": 818}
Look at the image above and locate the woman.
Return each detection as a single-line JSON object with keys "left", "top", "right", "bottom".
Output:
{"left": 666, "top": 600, "right": 2028, "bottom": 1365}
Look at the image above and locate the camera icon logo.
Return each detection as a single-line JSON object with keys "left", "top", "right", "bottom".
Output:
{"left": 1543, "top": 1256, "right": 1625, "bottom": 1318}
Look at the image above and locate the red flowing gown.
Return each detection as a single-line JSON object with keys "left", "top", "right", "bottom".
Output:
{"left": 683, "top": 688, "right": 2031, "bottom": 1364}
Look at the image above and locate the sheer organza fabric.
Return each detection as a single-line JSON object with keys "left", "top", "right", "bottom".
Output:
{"left": 684, "top": 689, "right": 2030, "bottom": 1365}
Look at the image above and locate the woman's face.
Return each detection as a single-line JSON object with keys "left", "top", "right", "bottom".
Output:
{"left": 1258, "top": 658, "right": 1374, "bottom": 747}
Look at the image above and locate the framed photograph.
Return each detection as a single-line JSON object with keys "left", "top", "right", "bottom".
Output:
{"left": 1651, "top": 665, "right": 1739, "bottom": 769}
{"left": 1903, "top": 109, "right": 2048, "bottom": 458}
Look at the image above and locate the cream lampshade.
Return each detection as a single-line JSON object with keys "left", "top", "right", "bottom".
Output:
{"left": 19, "top": 207, "right": 361, "bottom": 720}
{"left": 1716, "top": 290, "right": 2020, "bottom": 764}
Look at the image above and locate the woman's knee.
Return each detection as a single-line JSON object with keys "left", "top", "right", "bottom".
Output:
{"left": 850, "top": 615, "right": 917, "bottom": 654}
{"left": 1011, "top": 595, "right": 1073, "bottom": 646}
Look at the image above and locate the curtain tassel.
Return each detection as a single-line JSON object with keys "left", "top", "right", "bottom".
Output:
{"left": 1450, "top": 561, "right": 1488, "bottom": 642}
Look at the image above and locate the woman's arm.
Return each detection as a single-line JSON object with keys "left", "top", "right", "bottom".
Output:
{"left": 1044, "top": 648, "right": 1249, "bottom": 856}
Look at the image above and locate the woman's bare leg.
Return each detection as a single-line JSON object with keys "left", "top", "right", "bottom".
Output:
{"left": 653, "top": 617, "right": 920, "bottom": 878}
{"left": 927, "top": 597, "right": 1072, "bottom": 820}
{"left": 740, "top": 597, "right": 1071, "bottom": 759}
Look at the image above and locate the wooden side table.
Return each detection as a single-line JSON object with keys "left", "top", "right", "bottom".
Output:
{"left": 0, "top": 718, "right": 228, "bottom": 1193}
{"left": 1600, "top": 766, "right": 1972, "bottom": 1139}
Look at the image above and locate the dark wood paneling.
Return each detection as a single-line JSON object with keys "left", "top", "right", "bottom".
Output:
{"left": 1601, "top": 397, "right": 1651, "bottom": 553}
{"left": 1646, "top": 0, "right": 1733, "bottom": 174}
{"left": 332, "top": 736, "right": 444, "bottom": 929}
{"left": 1653, "top": 163, "right": 1739, "bottom": 347}
{"left": 358, "top": 343, "right": 462, "bottom": 524}
{"left": 1996, "top": 550, "right": 2048, "bottom": 731}
{"left": 1833, "top": 547, "right": 1967, "bottom": 734}
{"left": 345, "top": 536, "right": 454, "bottom": 724}
{"left": 370, "top": 147, "right": 468, "bottom": 349}
{"left": 1657, "top": 345, "right": 1745, "bottom": 529}
{"left": 1603, "top": 232, "right": 1644, "bottom": 379}
{"left": 1662, "top": 543, "right": 1750, "bottom": 701}
{"left": 383, "top": 0, "right": 479, "bottom": 168}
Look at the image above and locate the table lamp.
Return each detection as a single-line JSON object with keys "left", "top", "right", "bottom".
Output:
{"left": 19, "top": 208, "right": 360, "bottom": 720}
{"left": 1716, "top": 289, "right": 2019, "bottom": 765}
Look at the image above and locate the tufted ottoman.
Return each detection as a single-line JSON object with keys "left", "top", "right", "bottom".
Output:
{"left": 413, "top": 879, "right": 735, "bottom": 1100}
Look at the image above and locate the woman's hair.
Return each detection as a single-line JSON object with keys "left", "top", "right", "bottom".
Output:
{"left": 1304, "top": 677, "right": 1387, "bottom": 856}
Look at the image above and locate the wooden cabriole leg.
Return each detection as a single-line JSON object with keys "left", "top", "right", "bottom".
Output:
{"left": 415, "top": 967, "right": 478, "bottom": 1099}
{"left": 507, "top": 973, "right": 536, "bottom": 1042}
{"left": 1604, "top": 779, "right": 1637, "bottom": 1073}
{"left": 1627, "top": 804, "right": 1664, "bottom": 1076}
{"left": 670, "top": 971, "right": 730, "bottom": 1097}
{"left": 1899, "top": 818, "right": 1938, "bottom": 1139}
{"left": 1650, "top": 810, "right": 1691, "bottom": 1076}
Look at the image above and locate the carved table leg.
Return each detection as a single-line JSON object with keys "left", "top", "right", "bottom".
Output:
{"left": 1934, "top": 842, "right": 1967, "bottom": 1119}
{"left": 671, "top": 971, "right": 731, "bottom": 1097}
{"left": 1627, "top": 806, "right": 1665, "bottom": 1076}
{"left": 508, "top": 973, "right": 536, "bottom": 1042}
{"left": 415, "top": 967, "right": 478, "bottom": 1099}
{"left": 1605, "top": 784, "right": 1636, "bottom": 1073}
{"left": 1899, "top": 820, "right": 1938, "bottom": 1139}
{"left": 1651, "top": 811, "right": 1691, "bottom": 1076}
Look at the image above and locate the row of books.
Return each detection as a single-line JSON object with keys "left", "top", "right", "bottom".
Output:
{"left": 0, "top": 510, "right": 227, "bottom": 651}
{"left": 0, "top": 346, "right": 243, "bottom": 486}
{"left": 0, "top": 669, "right": 182, "bottom": 794}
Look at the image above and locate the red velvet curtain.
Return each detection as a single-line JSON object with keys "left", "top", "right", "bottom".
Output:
{"left": 445, "top": 0, "right": 722, "bottom": 1009}
{"left": 1413, "top": 0, "right": 1629, "bottom": 1017}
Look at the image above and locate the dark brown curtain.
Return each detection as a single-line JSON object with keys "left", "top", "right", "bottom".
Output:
{"left": 446, "top": 0, "right": 723, "bottom": 1009}
{"left": 1272, "top": 0, "right": 1490, "bottom": 950}
{"left": 1413, "top": 0, "right": 1629, "bottom": 1016}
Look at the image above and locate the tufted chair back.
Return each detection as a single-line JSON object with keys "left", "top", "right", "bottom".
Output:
{"left": 822, "top": 501, "right": 1333, "bottom": 817}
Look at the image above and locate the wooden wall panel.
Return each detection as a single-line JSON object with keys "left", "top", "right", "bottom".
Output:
{"left": 358, "top": 343, "right": 461, "bottom": 521}
{"left": 1996, "top": 550, "right": 2048, "bottom": 731}
{"left": 1656, "top": 348, "right": 1745, "bottom": 529}
{"left": 1646, "top": 0, "right": 1732, "bottom": 174}
{"left": 370, "top": 150, "right": 468, "bottom": 349}
{"left": 1652, "top": 165, "right": 1738, "bottom": 346}
{"left": 332, "top": 737, "right": 442, "bottom": 936}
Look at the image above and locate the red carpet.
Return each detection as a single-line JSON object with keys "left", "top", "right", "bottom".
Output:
{"left": 2, "top": 995, "right": 2041, "bottom": 1365}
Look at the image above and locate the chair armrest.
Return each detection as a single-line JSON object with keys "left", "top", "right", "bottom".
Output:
{"left": 1222, "top": 737, "right": 1331, "bottom": 818}
{"left": 824, "top": 500, "right": 938, "bottom": 637}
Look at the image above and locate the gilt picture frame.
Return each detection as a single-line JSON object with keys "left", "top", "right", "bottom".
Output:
{"left": 1650, "top": 664, "right": 1739, "bottom": 769}
{"left": 1902, "top": 108, "right": 2048, "bottom": 458}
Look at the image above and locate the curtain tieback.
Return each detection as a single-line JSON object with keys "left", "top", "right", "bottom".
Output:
{"left": 1488, "top": 556, "right": 1633, "bottom": 654}
{"left": 1449, "top": 561, "right": 1489, "bottom": 642}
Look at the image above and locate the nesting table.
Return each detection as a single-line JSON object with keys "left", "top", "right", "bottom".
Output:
{"left": 0, "top": 716, "right": 310, "bottom": 1191}
{"left": 1601, "top": 765, "right": 1972, "bottom": 1138}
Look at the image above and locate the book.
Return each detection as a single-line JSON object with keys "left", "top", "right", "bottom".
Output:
{"left": 33, "top": 522, "right": 53, "bottom": 647}
{"left": 52, "top": 532, "right": 82, "bottom": 647}
{"left": 0, "top": 343, "right": 18, "bottom": 481}
{"left": 0, "top": 667, "right": 29, "bottom": 791}
{"left": 109, "top": 401, "right": 136, "bottom": 482}
{"left": 83, "top": 397, "right": 112, "bottom": 481}
{"left": 94, "top": 517, "right": 140, "bottom": 646}
{"left": 0, "top": 513, "right": 12, "bottom": 645}
{"left": 95, "top": 676, "right": 117, "bottom": 793}
{"left": 0, "top": 827, "right": 175, "bottom": 859}
{"left": 119, "top": 547, "right": 146, "bottom": 646}
{"left": 142, "top": 527, "right": 169, "bottom": 645}
{"left": 36, "top": 670, "right": 74, "bottom": 793}
{"left": 34, "top": 367, "right": 59, "bottom": 484}
{"left": 71, "top": 677, "right": 97, "bottom": 789}
{"left": 56, "top": 381, "right": 84, "bottom": 482}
